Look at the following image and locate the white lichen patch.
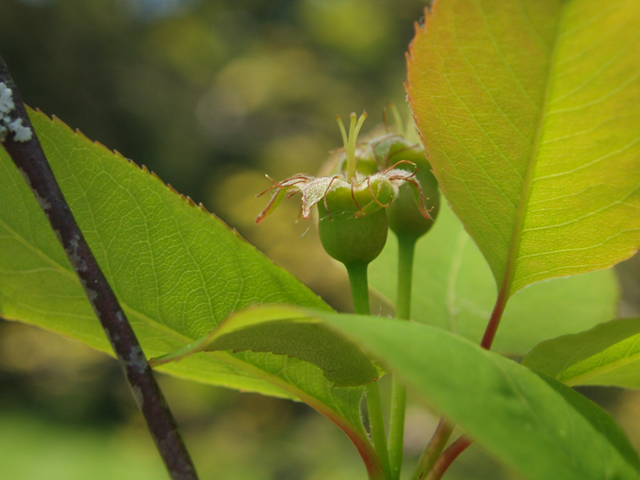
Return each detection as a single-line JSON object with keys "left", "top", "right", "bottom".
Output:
{"left": 7, "top": 118, "right": 32, "bottom": 142}
{"left": 0, "top": 81, "right": 32, "bottom": 143}
{"left": 32, "top": 188, "right": 52, "bottom": 211}
{"left": 124, "top": 344, "right": 148, "bottom": 375}
{"left": 84, "top": 285, "right": 99, "bottom": 303}
{"left": 0, "top": 83, "right": 14, "bottom": 114}
{"left": 66, "top": 235, "right": 88, "bottom": 272}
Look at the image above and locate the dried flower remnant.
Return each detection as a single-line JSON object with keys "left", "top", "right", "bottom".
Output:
{"left": 256, "top": 112, "right": 432, "bottom": 225}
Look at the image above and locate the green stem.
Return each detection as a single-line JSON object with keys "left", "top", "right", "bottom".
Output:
{"left": 387, "top": 235, "right": 417, "bottom": 479}
{"left": 346, "top": 262, "right": 391, "bottom": 480}
{"left": 346, "top": 262, "right": 372, "bottom": 316}
{"left": 411, "top": 419, "right": 455, "bottom": 480}
{"left": 367, "top": 382, "right": 392, "bottom": 480}
{"left": 395, "top": 235, "right": 416, "bottom": 320}
{"left": 399, "top": 232, "right": 471, "bottom": 480}
{"left": 388, "top": 376, "right": 406, "bottom": 480}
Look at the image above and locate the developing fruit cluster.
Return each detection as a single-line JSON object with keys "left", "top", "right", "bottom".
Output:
{"left": 257, "top": 110, "right": 440, "bottom": 267}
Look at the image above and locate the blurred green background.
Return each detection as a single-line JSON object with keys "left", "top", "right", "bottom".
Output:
{"left": 2, "top": 0, "right": 640, "bottom": 478}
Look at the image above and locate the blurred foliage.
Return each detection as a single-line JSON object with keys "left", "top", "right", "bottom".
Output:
{"left": 0, "top": 0, "right": 423, "bottom": 478}
{"left": 0, "top": 0, "right": 428, "bottom": 311}
{"left": 2, "top": 0, "right": 640, "bottom": 478}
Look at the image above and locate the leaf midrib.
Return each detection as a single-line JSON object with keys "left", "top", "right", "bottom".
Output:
{"left": 499, "top": 1, "right": 570, "bottom": 300}
{"left": 445, "top": 228, "right": 469, "bottom": 333}
{"left": 562, "top": 336, "right": 640, "bottom": 386}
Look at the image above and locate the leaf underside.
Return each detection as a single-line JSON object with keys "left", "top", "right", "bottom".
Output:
{"left": 0, "top": 110, "right": 368, "bottom": 442}
{"left": 318, "top": 311, "right": 640, "bottom": 480}
{"left": 407, "top": 0, "right": 640, "bottom": 299}
{"left": 523, "top": 317, "right": 640, "bottom": 388}
{"left": 369, "top": 202, "right": 619, "bottom": 356}
{"left": 151, "top": 305, "right": 381, "bottom": 387}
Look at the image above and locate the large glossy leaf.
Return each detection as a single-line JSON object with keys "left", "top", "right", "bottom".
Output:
{"left": 315, "top": 311, "right": 639, "bottom": 480}
{"left": 523, "top": 317, "right": 640, "bottom": 388}
{"left": 407, "top": 0, "right": 640, "bottom": 299}
{"left": 0, "top": 110, "right": 371, "bottom": 451}
{"left": 369, "top": 202, "right": 619, "bottom": 356}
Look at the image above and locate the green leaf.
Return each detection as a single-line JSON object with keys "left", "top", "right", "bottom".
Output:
{"left": 523, "top": 317, "right": 640, "bottom": 388}
{"left": 369, "top": 202, "right": 619, "bottom": 356}
{"left": 0, "top": 110, "right": 371, "bottom": 450}
{"left": 317, "top": 311, "right": 640, "bottom": 480}
{"left": 151, "top": 305, "right": 381, "bottom": 387}
{"left": 407, "top": 0, "right": 640, "bottom": 299}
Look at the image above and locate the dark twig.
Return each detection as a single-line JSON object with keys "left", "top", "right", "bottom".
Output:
{"left": 0, "top": 57, "right": 199, "bottom": 480}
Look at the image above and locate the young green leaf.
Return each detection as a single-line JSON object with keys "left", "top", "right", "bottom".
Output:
{"left": 523, "top": 317, "right": 640, "bottom": 388}
{"left": 0, "top": 110, "right": 376, "bottom": 466}
{"left": 369, "top": 202, "right": 619, "bottom": 356}
{"left": 407, "top": 0, "right": 640, "bottom": 299}
{"left": 316, "top": 312, "right": 640, "bottom": 480}
{"left": 150, "top": 305, "right": 381, "bottom": 387}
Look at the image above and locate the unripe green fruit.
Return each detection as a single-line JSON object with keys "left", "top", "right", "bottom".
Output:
{"left": 370, "top": 134, "right": 426, "bottom": 167}
{"left": 317, "top": 186, "right": 388, "bottom": 266}
{"left": 387, "top": 160, "right": 440, "bottom": 240}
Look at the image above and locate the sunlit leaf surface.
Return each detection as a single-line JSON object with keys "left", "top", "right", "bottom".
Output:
{"left": 407, "top": 0, "right": 640, "bottom": 298}
{"left": 0, "top": 110, "right": 369, "bottom": 447}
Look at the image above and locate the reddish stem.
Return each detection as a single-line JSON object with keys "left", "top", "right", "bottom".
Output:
{"left": 427, "top": 270, "right": 509, "bottom": 478}
{"left": 480, "top": 285, "right": 509, "bottom": 350}
{"left": 426, "top": 436, "right": 473, "bottom": 480}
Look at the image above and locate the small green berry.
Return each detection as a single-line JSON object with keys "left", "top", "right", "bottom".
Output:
{"left": 387, "top": 158, "right": 440, "bottom": 241}
{"left": 317, "top": 180, "right": 391, "bottom": 266}
{"left": 257, "top": 110, "right": 438, "bottom": 260}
